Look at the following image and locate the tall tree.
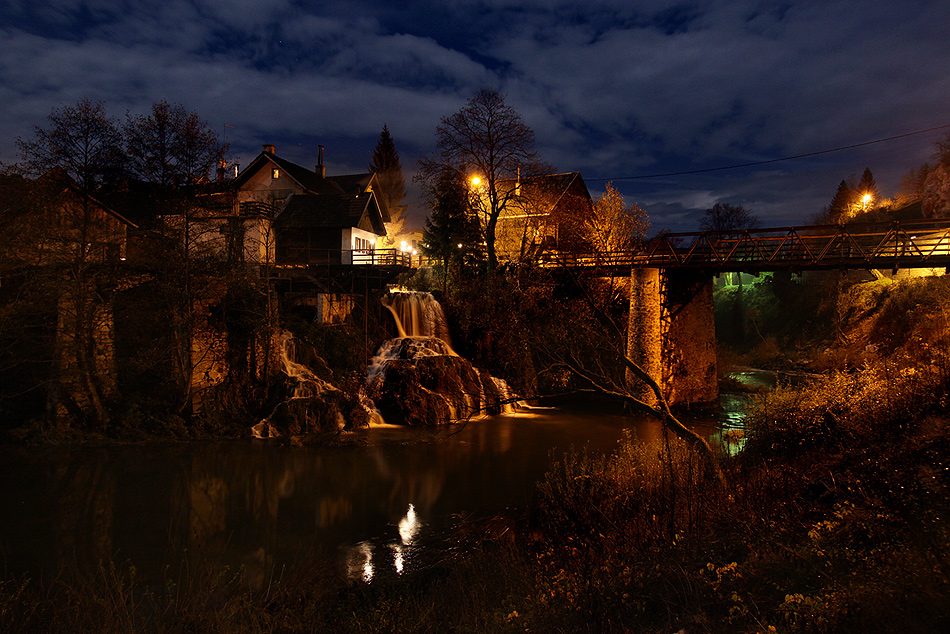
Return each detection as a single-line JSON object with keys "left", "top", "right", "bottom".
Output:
{"left": 124, "top": 101, "right": 230, "bottom": 416}
{"left": 699, "top": 202, "right": 760, "bottom": 233}
{"left": 422, "top": 171, "right": 481, "bottom": 287}
{"left": 824, "top": 179, "right": 856, "bottom": 222}
{"left": 586, "top": 183, "right": 650, "bottom": 254}
{"left": 124, "top": 100, "right": 227, "bottom": 188}
{"left": 856, "top": 167, "right": 880, "bottom": 204}
{"left": 16, "top": 99, "right": 127, "bottom": 429}
{"left": 18, "top": 98, "right": 124, "bottom": 190}
{"left": 420, "top": 89, "right": 541, "bottom": 270}
{"left": 368, "top": 124, "right": 410, "bottom": 249}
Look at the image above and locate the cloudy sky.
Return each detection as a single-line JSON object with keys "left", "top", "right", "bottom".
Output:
{"left": 2, "top": 0, "right": 949, "bottom": 232}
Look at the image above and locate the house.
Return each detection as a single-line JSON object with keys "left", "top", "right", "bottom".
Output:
{"left": 232, "top": 144, "right": 390, "bottom": 266}
{"left": 491, "top": 172, "right": 593, "bottom": 262}
{"left": 1, "top": 171, "right": 136, "bottom": 270}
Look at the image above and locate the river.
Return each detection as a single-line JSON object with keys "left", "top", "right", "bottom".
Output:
{"left": 0, "top": 403, "right": 747, "bottom": 585}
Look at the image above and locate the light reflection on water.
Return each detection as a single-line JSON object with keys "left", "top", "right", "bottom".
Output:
{"left": 0, "top": 403, "right": 750, "bottom": 584}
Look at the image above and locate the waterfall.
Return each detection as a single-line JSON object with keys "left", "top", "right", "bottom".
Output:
{"left": 276, "top": 331, "right": 338, "bottom": 398}
{"left": 368, "top": 291, "right": 523, "bottom": 425}
{"left": 252, "top": 332, "right": 340, "bottom": 438}
{"left": 381, "top": 291, "right": 454, "bottom": 346}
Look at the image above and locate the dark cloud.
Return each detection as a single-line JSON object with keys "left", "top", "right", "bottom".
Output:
{"left": 2, "top": 0, "right": 949, "bottom": 231}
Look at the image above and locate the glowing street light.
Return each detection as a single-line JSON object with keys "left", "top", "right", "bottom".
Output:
{"left": 862, "top": 193, "right": 872, "bottom": 211}
{"left": 470, "top": 176, "right": 481, "bottom": 187}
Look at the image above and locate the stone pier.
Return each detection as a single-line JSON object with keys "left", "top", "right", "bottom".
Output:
{"left": 626, "top": 268, "right": 718, "bottom": 406}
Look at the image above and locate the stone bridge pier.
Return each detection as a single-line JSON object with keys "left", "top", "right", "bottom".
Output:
{"left": 626, "top": 268, "right": 718, "bottom": 406}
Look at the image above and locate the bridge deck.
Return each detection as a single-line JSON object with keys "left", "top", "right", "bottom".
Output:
{"left": 539, "top": 220, "right": 950, "bottom": 273}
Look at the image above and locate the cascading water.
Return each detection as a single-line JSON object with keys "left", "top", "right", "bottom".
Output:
{"left": 252, "top": 331, "right": 342, "bottom": 438}
{"left": 367, "top": 291, "right": 522, "bottom": 425}
{"left": 380, "top": 291, "right": 454, "bottom": 346}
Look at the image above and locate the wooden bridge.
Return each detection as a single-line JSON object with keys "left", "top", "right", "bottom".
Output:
{"left": 539, "top": 220, "right": 950, "bottom": 274}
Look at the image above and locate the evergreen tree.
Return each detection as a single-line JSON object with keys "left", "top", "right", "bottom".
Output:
{"left": 369, "top": 125, "right": 409, "bottom": 249}
{"left": 857, "top": 167, "right": 880, "bottom": 203}
{"left": 422, "top": 171, "right": 480, "bottom": 286}
{"left": 826, "top": 179, "right": 856, "bottom": 222}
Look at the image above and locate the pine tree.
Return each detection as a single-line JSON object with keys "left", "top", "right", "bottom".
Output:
{"left": 422, "top": 171, "right": 479, "bottom": 286}
{"left": 857, "top": 167, "right": 880, "bottom": 202}
{"left": 826, "top": 179, "right": 856, "bottom": 221}
{"left": 369, "top": 125, "right": 409, "bottom": 249}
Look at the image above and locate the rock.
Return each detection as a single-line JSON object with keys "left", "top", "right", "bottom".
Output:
{"left": 366, "top": 336, "right": 516, "bottom": 426}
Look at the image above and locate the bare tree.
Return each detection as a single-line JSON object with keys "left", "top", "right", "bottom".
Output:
{"left": 527, "top": 279, "right": 726, "bottom": 486}
{"left": 124, "top": 102, "right": 230, "bottom": 415}
{"left": 125, "top": 100, "right": 227, "bottom": 188}
{"left": 16, "top": 100, "right": 128, "bottom": 429}
{"left": 420, "top": 89, "right": 543, "bottom": 269}
{"left": 699, "top": 202, "right": 760, "bottom": 233}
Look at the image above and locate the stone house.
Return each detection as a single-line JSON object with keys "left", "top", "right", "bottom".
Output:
{"left": 492, "top": 171, "right": 593, "bottom": 263}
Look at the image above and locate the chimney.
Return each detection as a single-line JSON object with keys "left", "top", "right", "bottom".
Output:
{"left": 216, "top": 159, "right": 226, "bottom": 181}
{"left": 263, "top": 144, "right": 276, "bottom": 155}
{"left": 515, "top": 167, "right": 521, "bottom": 196}
{"left": 316, "top": 145, "right": 326, "bottom": 177}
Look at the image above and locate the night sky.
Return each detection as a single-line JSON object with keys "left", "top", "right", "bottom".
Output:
{"left": 2, "top": 0, "right": 950, "bottom": 233}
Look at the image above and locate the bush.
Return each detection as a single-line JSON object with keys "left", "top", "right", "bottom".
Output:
{"left": 746, "top": 353, "right": 950, "bottom": 458}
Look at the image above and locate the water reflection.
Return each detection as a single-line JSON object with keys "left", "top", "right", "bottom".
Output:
{"left": 0, "top": 406, "right": 748, "bottom": 584}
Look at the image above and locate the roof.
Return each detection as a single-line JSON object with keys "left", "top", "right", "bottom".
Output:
{"left": 274, "top": 193, "right": 386, "bottom": 235}
{"left": 38, "top": 171, "right": 139, "bottom": 228}
{"left": 233, "top": 152, "right": 344, "bottom": 195}
{"left": 329, "top": 173, "right": 373, "bottom": 194}
{"left": 328, "top": 172, "right": 391, "bottom": 222}
{"left": 496, "top": 172, "right": 592, "bottom": 215}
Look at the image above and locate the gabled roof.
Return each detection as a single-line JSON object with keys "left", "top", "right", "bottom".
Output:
{"left": 328, "top": 172, "right": 391, "bottom": 222}
{"left": 329, "top": 172, "right": 374, "bottom": 194}
{"left": 233, "top": 151, "right": 344, "bottom": 195}
{"left": 496, "top": 172, "right": 592, "bottom": 216}
{"left": 274, "top": 193, "right": 386, "bottom": 235}
{"left": 39, "top": 171, "right": 138, "bottom": 228}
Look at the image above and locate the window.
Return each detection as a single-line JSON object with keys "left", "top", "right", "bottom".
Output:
{"left": 272, "top": 168, "right": 280, "bottom": 179}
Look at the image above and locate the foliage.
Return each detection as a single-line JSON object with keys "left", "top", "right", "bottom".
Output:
{"left": 820, "top": 168, "right": 880, "bottom": 223}
{"left": 421, "top": 170, "right": 482, "bottom": 288}
{"left": 585, "top": 181, "right": 650, "bottom": 254}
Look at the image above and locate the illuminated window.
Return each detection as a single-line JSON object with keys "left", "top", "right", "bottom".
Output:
{"left": 272, "top": 168, "right": 280, "bottom": 179}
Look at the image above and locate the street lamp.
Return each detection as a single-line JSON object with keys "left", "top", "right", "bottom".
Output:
{"left": 862, "top": 193, "right": 872, "bottom": 211}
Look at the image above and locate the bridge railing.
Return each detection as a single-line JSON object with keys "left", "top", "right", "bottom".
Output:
{"left": 642, "top": 221, "right": 950, "bottom": 270}
{"left": 539, "top": 220, "right": 950, "bottom": 272}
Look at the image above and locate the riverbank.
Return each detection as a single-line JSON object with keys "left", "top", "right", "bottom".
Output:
{"left": 3, "top": 372, "right": 948, "bottom": 633}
